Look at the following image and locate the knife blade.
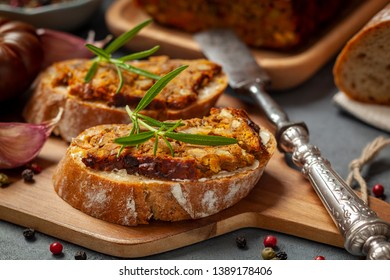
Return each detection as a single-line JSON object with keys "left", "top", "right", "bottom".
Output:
{"left": 194, "top": 28, "right": 390, "bottom": 260}
{"left": 193, "top": 29, "right": 304, "bottom": 143}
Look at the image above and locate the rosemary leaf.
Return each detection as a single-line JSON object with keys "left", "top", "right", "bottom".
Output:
{"left": 104, "top": 19, "right": 153, "bottom": 54}
{"left": 115, "top": 131, "right": 154, "bottom": 146}
{"left": 165, "top": 132, "right": 238, "bottom": 146}
{"left": 153, "top": 125, "right": 167, "bottom": 155}
{"left": 116, "top": 145, "right": 125, "bottom": 157}
{"left": 153, "top": 132, "right": 159, "bottom": 155}
{"left": 133, "top": 117, "right": 141, "bottom": 135}
{"left": 115, "top": 65, "right": 124, "bottom": 94}
{"left": 137, "top": 114, "right": 180, "bottom": 128}
{"left": 118, "top": 63, "right": 161, "bottom": 80}
{"left": 161, "top": 135, "right": 175, "bottom": 157}
{"left": 84, "top": 61, "right": 99, "bottom": 83}
{"left": 129, "top": 124, "right": 136, "bottom": 136}
{"left": 85, "top": 44, "right": 110, "bottom": 60}
{"left": 118, "top": 46, "right": 160, "bottom": 62}
{"left": 166, "top": 119, "right": 183, "bottom": 133}
{"left": 134, "top": 65, "right": 188, "bottom": 113}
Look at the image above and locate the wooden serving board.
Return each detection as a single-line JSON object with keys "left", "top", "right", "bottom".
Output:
{"left": 1, "top": 95, "right": 389, "bottom": 258}
{"left": 105, "top": 0, "right": 388, "bottom": 90}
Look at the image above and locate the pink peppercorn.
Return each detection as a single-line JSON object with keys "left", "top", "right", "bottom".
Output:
{"left": 263, "top": 235, "right": 277, "bottom": 248}
{"left": 50, "top": 242, "right": 63, "bottom": 255}
{"left": 372, "top": 184, "right": 385, "bottom": 198}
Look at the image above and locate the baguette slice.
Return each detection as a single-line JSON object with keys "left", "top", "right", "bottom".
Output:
{"left": 53, "top": 107, "right": 276, "bottom": 226}
{"left": 333, "top": 4, "right": 390, "bottom": 105}
{"left": 23, "top": 56, "right": 227, "bottom": 142}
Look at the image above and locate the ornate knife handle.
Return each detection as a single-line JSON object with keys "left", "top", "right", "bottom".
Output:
{"left": 279, "top": 125, "right": 390, "bottom": 260}
{"left": 247, "top": 83, "right": 390, "bottom": 260}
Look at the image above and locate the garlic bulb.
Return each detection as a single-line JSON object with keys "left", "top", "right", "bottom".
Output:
{"left": 0, "top": 109, "right": 63, "bottom": 169}
{"left": 37, "top": 29, "right": 113, "bottom": 69}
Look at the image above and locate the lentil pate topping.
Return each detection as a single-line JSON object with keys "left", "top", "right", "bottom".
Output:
{"left": 51, "top": 56, "right": 223, "bottom": 110}
{"left": 75, "top": 108, "right": 272, "bottom": 181}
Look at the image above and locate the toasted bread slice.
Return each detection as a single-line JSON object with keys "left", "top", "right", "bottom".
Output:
{"left": 53, "top": 107, "right": 276, "bottom": 226}
{"left": 23, "top": 56, "right": 228, "bottom": 142}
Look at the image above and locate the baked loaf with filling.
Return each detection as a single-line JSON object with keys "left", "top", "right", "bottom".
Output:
{"left": 53, "top": 107, "right": 276, "bottom": 226}
{"left": 333, "top": 3, "right": 390, "bottom": 105}
{"left": 135, "top": 0, "right": 347, "bottom": 50}
{"left": 23, "top": 56, "right": 227, "bottom": 142}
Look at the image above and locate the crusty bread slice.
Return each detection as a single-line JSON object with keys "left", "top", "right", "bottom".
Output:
{"left": 23, "top": 56, "right": 227, "bottom": 142}
{"left": 333, "top": 4, "right": 390, "bottom": 105}
{"left": 53, "top": 107, "right": 276, "bottom": 226}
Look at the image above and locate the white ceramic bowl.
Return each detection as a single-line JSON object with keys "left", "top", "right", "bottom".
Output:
{"left": 0, "top": 0, "right": 102, "bottom": 31}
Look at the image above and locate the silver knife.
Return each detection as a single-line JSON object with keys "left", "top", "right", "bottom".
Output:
{"left": 194, "top": 28, "right": 390, "bottom": 260}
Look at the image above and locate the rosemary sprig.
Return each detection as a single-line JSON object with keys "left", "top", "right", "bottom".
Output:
{"left": 114, "top": 65, "right": 238, "bottom": 156}
{"left": 84, "top": 19, "right": 161, "bottom": 93}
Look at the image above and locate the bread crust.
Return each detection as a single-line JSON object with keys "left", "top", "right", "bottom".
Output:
{"left": 333, "top": 4, "right": 390, "bottom": 105}
{"left": 23, "top": 57, "right": 227, "bottom": 142}
{"left": 52, "top": 111, "right": 276, "bottom": 226}
{"left": 53, "top": 151, "right": 267, "bottom": 225}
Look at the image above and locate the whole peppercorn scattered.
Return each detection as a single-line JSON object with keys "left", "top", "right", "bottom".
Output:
{"left": 74, "top": 251, "right": 87, "bottom": 260}
{"left": 275, "top": 251, "right": 288, "bottom": 260}
{"left": 372, "top": 184, "right": 385, "bottom": 198}
{"left": 261, "top": 247, "right": 276, "bottom": 260}
{"left": 315, "top": 255, "right": 325, "bottom": 260}
{"left": 21, "top": 169, "right": 34, "bottom": 183}
{"left": 235, "top": 236, "right": 247, "bottom": 249}
{"left": 50, "top": 242, "right": 63, "bottom": 255}
{"left": 0, "top": 173, "right": 10, "bottom": 187}
{"left": 23, "top": 228, "right": 36, "bottom": 240}
{"left": 263, "top": 235, "right": 277, "bottom": 248}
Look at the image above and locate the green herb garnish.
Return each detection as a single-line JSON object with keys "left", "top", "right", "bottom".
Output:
{"left": 84, "top": 19, "right": 161, "bottom": 94}
{"left": 85, "top": 19, "right": 238, "bottom": 157}
{"left": 114, "top": 65, "right": 238, "bottom": 156}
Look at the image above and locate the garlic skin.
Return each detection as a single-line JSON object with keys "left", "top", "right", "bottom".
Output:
{"left": 37, "top": 29, "right": 112, "bottom": 69}
{"left": 0, "top": 109, "right": 63, "bottom": 169}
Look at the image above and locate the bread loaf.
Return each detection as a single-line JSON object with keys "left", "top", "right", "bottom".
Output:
{"left": 333, "top": 4, "right": 390, "bottom": 105}
{"left": 23, "top": 56, "right": 227, "bottom": 142}
{"left": 135, "top": 0, "right": 346, "bottom": 50}
{"left": 53, "top": 107, "right": 276, "bottom": 226}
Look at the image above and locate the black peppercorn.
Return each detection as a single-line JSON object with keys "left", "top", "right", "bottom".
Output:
{"left": 26, "top": 162, "right": 42, "bottom": 174}
{"left": 235, "top": 236, "right": 247, "bottom": 249}
{"left": 74, "top": 251, "right": 87, "bottom": 260}
{"left": 275, "top": 251, "right": 288, "bottom": 260}
{"left": 22, "top": 169, "right": 34, "bottom": 182}
{"left": 23, "top": 228, "right": 36, "bottom": 240}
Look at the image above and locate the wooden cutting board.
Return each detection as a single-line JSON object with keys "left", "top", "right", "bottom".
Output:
{"left": 1, "top": 94, "right": 389, "bottom": 258}
{"left": 105, "top": 0, "right": 389, "bottom": 90}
